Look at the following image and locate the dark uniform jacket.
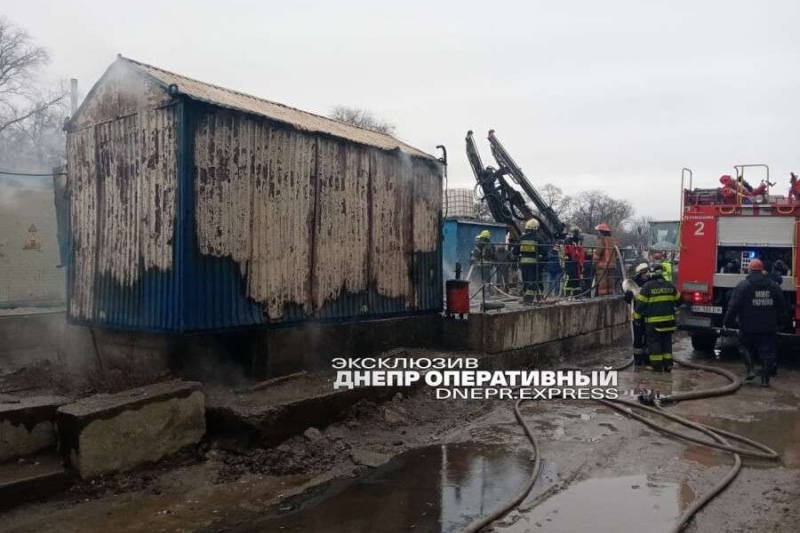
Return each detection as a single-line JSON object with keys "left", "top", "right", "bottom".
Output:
{"left": 634, "top": 277, "right": 681, "bottom": 332}
{"left": 723, "top": 272, "right": 786, "bottom": 333}
{"left": 470, "top": 239, "right": 496, "bottom": 264}
{"left": 517, "top": 231, "right": 547, "bottom": 265}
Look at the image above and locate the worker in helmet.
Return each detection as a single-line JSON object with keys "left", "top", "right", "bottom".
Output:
{"left": 790, "top": 172, "right": 800, "bottom": 202}
{"left": 723, "top": 259, "right": 787, "bottom": 387}
{"left": 470, "top": 229, "right": 497, "bottom": 287}
{"left": 564, "top": 226, "right": 584, "bottom": 296}
{"left": 593, "top": 223, "right": 619, "bottom": 296}
{"left": 518, "top": 218, "right": 547, "bottom": 304}
{"left": 625, "top": 263, "right": 651, "bottom": 369}
{"left": 635, "top": 262, "right": 681, "bottom": 372}
{"left": 652, "top": 252, "right": 674, "bottom": 282}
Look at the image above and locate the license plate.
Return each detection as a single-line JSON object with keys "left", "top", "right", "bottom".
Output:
{"left": 682, "top": 316, "right": 712, "bottom": 327}
{"left": 693, "top": 305, "right": 722, "bottom": 314}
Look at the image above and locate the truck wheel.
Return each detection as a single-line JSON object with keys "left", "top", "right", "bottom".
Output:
{"left": 691, "top": 334, "right": 717, "bottom": 353}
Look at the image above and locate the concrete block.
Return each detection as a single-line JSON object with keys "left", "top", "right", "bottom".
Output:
{"left": 56, "top": 381, "right": 205, "bottom": 478}
{"left": 0, "top": 396, "right": 69, "bottom": 462}
{"left": 0, "top": 452, "right": 71, "bottom": 509}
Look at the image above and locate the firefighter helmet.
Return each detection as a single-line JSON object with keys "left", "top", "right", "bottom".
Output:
{"left": 478, "top": 230, "right": 491, "bottom": 240}
{"left": 748, "top": 258, "right": 764, "bottom": 272}
{"left": 570, "top": 226, "right": 581, "bottom": 234}
{"left": 635, "top": 263, "right": 649, "bottom": 276}
{"left": 595, "top": 223, "right": 610, "bottom": 232}
{"left": 648, "top": 262, "right": 664, "bottom": 276}
{"left": 525, "top": 219, "right": 540, "bottom": 231}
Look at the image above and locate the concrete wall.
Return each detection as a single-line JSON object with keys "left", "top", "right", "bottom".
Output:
{"left": 259, "top": 314, "right": 443, "bottom": 377}
{"left": 0, "top": 189, "right": 65, "bottom": 308}
{"left": 1, "top": 310, "right": 443, "bottom": 387}
{"left": 444, "top": 297, "right": 629, "bottom": 355}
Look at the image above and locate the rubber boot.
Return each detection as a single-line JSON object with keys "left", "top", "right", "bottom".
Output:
{"left": 741, "top": 350, "right": 756, "bottom": 382}
{"left": 760, "top": 374, "right": 770, "bottom": 388}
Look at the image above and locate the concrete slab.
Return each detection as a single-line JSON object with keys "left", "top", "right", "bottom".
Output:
{"left": 0, "top": 395, "right": 70, "bottom": 462}
{"left": 0, "top": 451, "right": 71, "bottom": 509}
{"left": 56, "top": 381, "right": 205, "bottom": 478}
{"left": 206, "top": 372, "right": 402, "bottom": 448}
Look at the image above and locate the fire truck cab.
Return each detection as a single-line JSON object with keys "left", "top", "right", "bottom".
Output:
{"left": 677, "top": 166, "right": 800, "bottom": 351}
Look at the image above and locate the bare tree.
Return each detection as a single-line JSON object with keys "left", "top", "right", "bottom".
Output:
{"left": 538, "top": 183, "right": 572, "bottom": 218}
{"left": 328, "top": 105, "right": 396, "bottom": 135}
{"left": 566, "top": 190, "right": 634, "bottom": 234}
{"left": 624, "top": 215, "right": 654, "bottom": 250}
{"left": 0, "top": 17, "right": 67, "bottom": 135}
{"left": 0, "top": 17, "right": 67, "bottom": 172}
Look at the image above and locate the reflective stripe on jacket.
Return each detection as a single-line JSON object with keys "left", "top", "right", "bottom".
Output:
{"left": 635, "top": 278, "right": 681, "bottom": 332}
{"left": 518, "top": 231, "right": 544, "bottom": 265}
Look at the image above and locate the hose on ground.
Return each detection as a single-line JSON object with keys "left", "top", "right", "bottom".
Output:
{"left": 460, "top": 397, "right": 542, "bottom": 533}
{"left": 461, "top": 353, "right": 780, "bottom": 533}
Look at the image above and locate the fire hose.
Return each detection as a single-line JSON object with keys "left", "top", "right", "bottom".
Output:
{"left": 461, "top": 253, "right": 780, "bottom": 533}
{"left": 461, "top": 355, "right": 779, "bottom": 533}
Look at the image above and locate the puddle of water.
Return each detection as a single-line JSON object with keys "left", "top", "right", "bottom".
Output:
{"left": 236, "top": 443, "right": 535, "bottom": 533}
{"left": 691, "top": 411, "right": 800, "bottom": 468}
{"left": 496, "top": 474, "right": 683, "bottom": 533}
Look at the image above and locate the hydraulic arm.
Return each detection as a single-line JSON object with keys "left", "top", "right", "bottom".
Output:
{"left": 487, "top": 130, "right": 567, "bottom": 241}
{"left": 465, "top": 130, "right": 566, "bottom": 242}
{"left": 466, "top": 131, "right": 534, "bottom": 239}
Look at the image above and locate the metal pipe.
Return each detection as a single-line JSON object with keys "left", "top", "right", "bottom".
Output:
{"left": 70, "top": 78, "right": 78, "bottom": 115}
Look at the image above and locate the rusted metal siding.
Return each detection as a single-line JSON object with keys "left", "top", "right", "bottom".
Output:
{"left": 193, "top": 111, "right": 316, "bottom": 320}
{"left": 370, "top": 151, "right": 412, "bottom": 302}
{"left": 67, "top": 127, "right": 97, "bottom": 320}
{"left": 191, "top": 107, "right": 443, "bottom": 324}
{"left": 67, "top": 107, "right": 178, "bottom": 327}
{"left": 71, "top": 61, "right": 171, "bottom": 131}
{"left": 65, "top": 57, "right": 442, "bottom": 332}
{"left": 312, "top": 138, "right": 370, "bottom": 309}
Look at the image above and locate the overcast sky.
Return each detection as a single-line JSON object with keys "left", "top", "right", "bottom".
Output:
{"left": 6, "top": 0, "right": 800, "bottom": 220}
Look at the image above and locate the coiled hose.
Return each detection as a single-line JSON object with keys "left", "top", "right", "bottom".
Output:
{"left": 460, "top": 354, "right": 780, "bottom": 533}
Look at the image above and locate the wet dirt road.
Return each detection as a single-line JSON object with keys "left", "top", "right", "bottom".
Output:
{"left": 3, "top": 336, "right": 799, "bottom": 533}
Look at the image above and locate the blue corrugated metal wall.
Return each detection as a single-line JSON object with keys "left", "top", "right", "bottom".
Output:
{"left": 442, "top": 219, "right": 507, "bottom": 282}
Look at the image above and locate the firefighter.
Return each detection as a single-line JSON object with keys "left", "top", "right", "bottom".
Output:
{"left": 723, "top": 259, "right": 787, "bottom": 387}
{"left": 593, "top": 223, "right": 619, "bottom": 296}
{"left": 581, "top": 250, "right": 595, "bottom": 297}
{"left": 470, "top": 230, "right": 496, "bottom": 286}
{"left": 564, "top": 227, "right": 584, "bottom": 296}
{"left": 625, "top": 263, "right": 650, "bottom": 369}
{"left": 652, "top": 252, "right": 674, "bottom": 282}
{"left": 635, "top": 262, "right": 681, "bottom": 372}
{"left": 790, "top": 172, "right": 800, "bottom": 202}
{"left": 518, "top": 219, "right": 547, "bottom": 304}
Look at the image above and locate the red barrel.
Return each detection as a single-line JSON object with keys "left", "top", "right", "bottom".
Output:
{"left": 446, "top": 279, "right": 470, "bottom": 315}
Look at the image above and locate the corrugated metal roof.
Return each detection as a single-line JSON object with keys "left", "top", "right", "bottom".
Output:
{"left": 119, "top": 56, "right": 435, "bottom": 160}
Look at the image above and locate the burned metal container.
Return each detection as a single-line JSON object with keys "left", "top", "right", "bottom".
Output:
{"left": 64, "top": 56, "right": 443, "bottom": 332}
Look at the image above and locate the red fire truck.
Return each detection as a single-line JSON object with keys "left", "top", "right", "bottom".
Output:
{"left": 677, "top": 166, "right": 800, "bottom": 351}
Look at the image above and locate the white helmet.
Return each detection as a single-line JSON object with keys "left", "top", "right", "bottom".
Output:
{"left": 635, "top": 263, "right": 649, "bottom": 276}
{"left": 525, "top": 219, "right": 540, "bottom": 230}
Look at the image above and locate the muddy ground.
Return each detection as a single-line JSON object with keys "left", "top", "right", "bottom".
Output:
{"left": 2, "top": 336, "right": 800, "bottom": 533}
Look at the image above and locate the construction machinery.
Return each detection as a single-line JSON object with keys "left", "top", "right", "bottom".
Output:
{"left": 466, "top": 130, "right": 567, "bottom": 242}
{"left": 676, "top": 165, "right": 800, "bottom": 351}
